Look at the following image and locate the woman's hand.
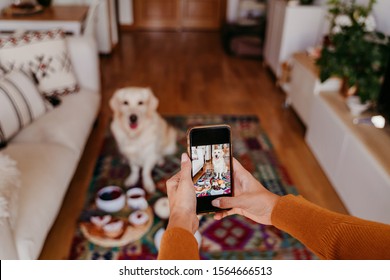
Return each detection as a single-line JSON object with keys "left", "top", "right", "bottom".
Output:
{"left": 212, "top": 158, "right": 280, "bottom": 225}
{"left": 166, "top": 153, "right": 199, "bottom": 234}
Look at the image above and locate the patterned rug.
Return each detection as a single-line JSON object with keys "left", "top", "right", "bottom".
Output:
{"left": 69, "top": 115, "right": 316, "bottom": 260}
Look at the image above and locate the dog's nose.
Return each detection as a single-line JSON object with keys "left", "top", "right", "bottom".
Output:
{"left": 130, "top": 114, "right": 138, "bottom": 123}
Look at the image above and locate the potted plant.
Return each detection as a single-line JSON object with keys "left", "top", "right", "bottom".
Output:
{"left": 316, "top": 0, "right": 390, "bottom": 114}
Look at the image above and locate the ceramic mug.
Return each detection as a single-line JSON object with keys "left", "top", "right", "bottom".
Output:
{"left": 95, "top": 186, "right": 126, "bottom": 213}
{"left": 126, "top": 187, "right": 148, "bottom": 210}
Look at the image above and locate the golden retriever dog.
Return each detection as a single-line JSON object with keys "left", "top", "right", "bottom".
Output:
{"left": 212, "top": 148, "right": 227, "bottom": 180}
{"left": 110, "top": 87, "right": 177, "bottom": 193}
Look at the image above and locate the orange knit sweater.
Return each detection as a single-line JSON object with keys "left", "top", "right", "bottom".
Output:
{"left": 158, "top": 195, "right": 390, "bottom": 260}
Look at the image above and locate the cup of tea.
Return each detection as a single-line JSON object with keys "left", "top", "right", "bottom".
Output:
{"left": 126, "top": 187, "right": 148, "bottom": 210}
{"left": 95, "top": 186, "right": 126, "bottom": 213}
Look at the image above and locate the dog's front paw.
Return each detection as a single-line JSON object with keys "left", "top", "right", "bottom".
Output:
{"left": 125, "top": 173, "right": 139, "bottom": 187}
{"left": 143, "top": 177, "right": 156, "bottom": 194}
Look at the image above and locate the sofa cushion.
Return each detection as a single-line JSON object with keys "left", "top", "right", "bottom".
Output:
{"left": 12, "top": 88, "right": 100, "bottom": 155}
{"left": 2, "top": 142, "right": 79, "bottom": 259}
{"left": 0, "top": 70, "right": 50, "bottom": 147}
{"left": 0, "top": 29, "right": 79, "bottom": 97}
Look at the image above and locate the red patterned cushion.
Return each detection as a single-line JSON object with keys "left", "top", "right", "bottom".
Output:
{"left": 0, "top": 29, "right": 79, "bottom": 97}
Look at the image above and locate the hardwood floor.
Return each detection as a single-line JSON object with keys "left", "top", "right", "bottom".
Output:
{"left": 39, "top": 31, "right": 347, "bottom": 259}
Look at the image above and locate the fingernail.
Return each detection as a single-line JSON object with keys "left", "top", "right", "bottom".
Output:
{"left": 212, "top": 199, "right": 220, "bottom": 207}
{"left": 181, "top": 153, "right": 188, "bottom": 163}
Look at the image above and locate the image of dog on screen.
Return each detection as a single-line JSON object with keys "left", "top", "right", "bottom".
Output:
{"left": 191, "top": 144, "right": 231, "bottom": 197}
{"left": 212, "top": 147, "right": 227, "bottom": 180}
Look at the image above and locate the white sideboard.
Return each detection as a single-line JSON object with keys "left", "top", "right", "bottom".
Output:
{"left": 289, "top": 53, "right": 341, "bottom": 125}
{"left": 264, "top": 0, "right": 326, "bottom": 78}
{"left": 306, "top": 92, "right": 390, "bottom": 224}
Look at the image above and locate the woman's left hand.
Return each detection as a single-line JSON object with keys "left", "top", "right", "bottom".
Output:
{"left": 166, "top": 153, "right": 199, "bottom": 234}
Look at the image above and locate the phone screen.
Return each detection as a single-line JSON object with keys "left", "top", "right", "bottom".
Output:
{"left": 188, "top": 125, "right": 233, "bottom": 214}
{"left": 191, "top": 144, "right": 232, "bottom": 197}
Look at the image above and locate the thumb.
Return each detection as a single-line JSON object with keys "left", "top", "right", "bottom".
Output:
{"left": 212, "top": 196, "right": 243, "bottom": 209}
{"left": 179, "top": 153, "right": 192, "bottom": 184}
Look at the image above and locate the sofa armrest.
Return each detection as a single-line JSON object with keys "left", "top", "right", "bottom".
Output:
{"left": 66, "top": 36, "right": 101, "bottom": 93}
{"left": 0, "top": 217, "right": 18, "bottom": 259}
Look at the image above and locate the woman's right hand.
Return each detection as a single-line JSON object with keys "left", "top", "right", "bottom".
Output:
{"left": 212, "top": 158, "right": 280, "bottom": 225}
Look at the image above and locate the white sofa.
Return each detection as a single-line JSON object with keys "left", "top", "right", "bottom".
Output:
{"left": 0, "top": 36, "right": 101, "bottom": 259}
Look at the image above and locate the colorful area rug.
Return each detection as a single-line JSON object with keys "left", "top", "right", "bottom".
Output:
{"left": 69, "top": 115, "right": 316, "bottom": 260}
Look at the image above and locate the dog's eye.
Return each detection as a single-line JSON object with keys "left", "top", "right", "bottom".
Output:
{"left": 138, "top": 101, "right": 144, "bottom": 105}
{"left": 123, "top": 101, "right": 128, "bottom": 105}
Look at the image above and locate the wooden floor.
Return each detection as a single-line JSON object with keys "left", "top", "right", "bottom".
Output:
{"left": 39, "top": 31, "right": 347, "bottom": 259}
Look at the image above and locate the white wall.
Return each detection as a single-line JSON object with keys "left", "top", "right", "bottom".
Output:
{"left": 315, "top": 0, "right": 390, "bottom": 35}
{"left": 118, "top": 0, "right": 133, "bottom": 25}
{"left": 372, "top": 0, "right": 390, "bottom": 35}
{"left": 0, "top": 0, "right": 11, "bottom": 10}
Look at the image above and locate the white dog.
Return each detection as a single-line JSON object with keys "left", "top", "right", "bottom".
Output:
{"left": 212, "top": 148, "right": 227, "bottom": 180}
{"left": 110, "top": 87, "right": 177, "bottom": 193}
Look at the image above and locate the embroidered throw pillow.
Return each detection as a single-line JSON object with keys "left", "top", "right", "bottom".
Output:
{"left": 0, "top": 70, "right": 50, "bottom": 147}
{"left": 0, "top": 29, "right": 79, "bottom": 97}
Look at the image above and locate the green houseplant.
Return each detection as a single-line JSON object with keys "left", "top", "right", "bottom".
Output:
{"left": 316, "top": 0, "right": 390, "bottom": 104}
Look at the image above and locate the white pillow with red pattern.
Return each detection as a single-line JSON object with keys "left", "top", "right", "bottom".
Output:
{"left": 0, "top": 29, "right": 79, "bottom": 97}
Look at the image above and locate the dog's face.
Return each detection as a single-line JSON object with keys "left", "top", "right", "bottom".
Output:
{"left": 212, "top": 149, "right": 224, "bottom": 161}
{"left": 110, "top": 87, "right": 159, "bottom": 136}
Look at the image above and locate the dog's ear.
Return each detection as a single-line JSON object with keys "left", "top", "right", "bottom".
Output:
{"left": 146, "top": 88, "right": 159, "bottom": 111}
{"left": 109, "top": 90, "right": 121, "bottom": 113}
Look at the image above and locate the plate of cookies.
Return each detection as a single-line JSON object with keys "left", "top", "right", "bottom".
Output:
{"left": 80, "top": 207, "right": 154, "bottom": 247}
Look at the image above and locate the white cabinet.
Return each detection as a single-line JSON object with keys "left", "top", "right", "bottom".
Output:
{"left": 289, "top": 53, "right": 341, "bottom": 125}
{"left": 306, "top": 92, "right": 390, "bottom": 224}
{"left": 264, "top": 0, "right": 326, "bottom": 78}
{"left": 335, "top": 134, "right": 390, "bottom": 222}
{"left": 290, "top": 61, "right": 316, "bottom": 124}
{"left": 305, "top": 94, "right": 346, "bottom": 176}
{"left": 292, "top": 54, "right": 390, "bottom": 223}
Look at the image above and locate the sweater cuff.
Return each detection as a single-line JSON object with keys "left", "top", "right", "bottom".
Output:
{"left": 271, "top": 194, "right": 336, "bottom": 258}
{"left": 157, "top": 227, "right": 200, "bottom": 260}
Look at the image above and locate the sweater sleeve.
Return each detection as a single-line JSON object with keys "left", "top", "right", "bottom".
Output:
{"left": 157, "top": 227, "right": 200, "bottom": 260}
{"left": 271, "top": 194, "right": 390, "bottom": 260}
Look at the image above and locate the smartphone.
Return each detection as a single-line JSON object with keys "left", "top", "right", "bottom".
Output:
{"left": 187, "top": 125, "right": 234, "bottom": 214}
